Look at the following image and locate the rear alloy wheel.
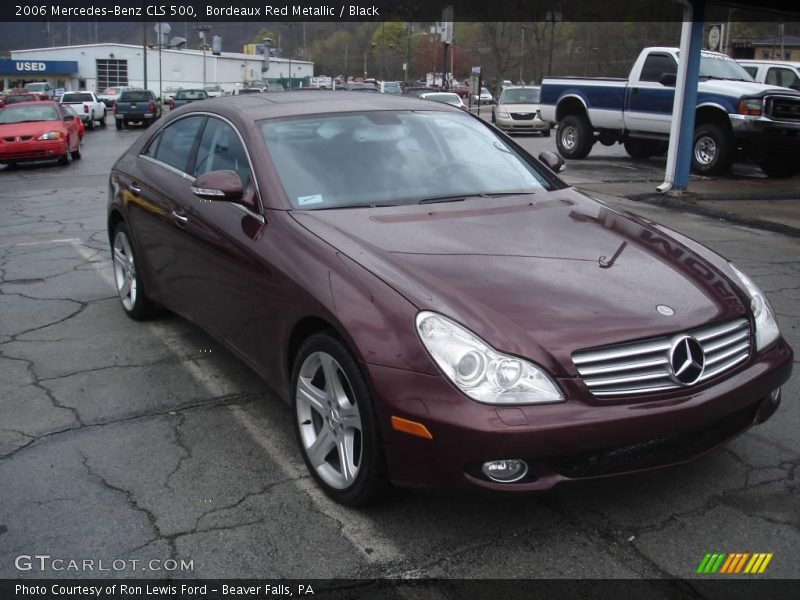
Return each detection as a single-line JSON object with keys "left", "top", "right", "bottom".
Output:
{"left": 556, "top": 114, "right": 594, "bottom": 159}
{"left": 293, "top": 333, "right": 388, "bottom": 507}
{"left": 111, "top": 223, "right": 155, "bottom": 320}
{"left": 691, "top": 123, "right": 733, "bottom": 175}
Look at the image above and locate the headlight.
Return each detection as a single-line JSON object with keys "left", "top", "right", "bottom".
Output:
{"left": 36, "top": 131, "right": 62, "bottom": 140}
{"left": 737, "top": 97, "right": 762, "bottom": 117}
{"left": 415, "top": 311, "right": 564, "bottom": 405}
{"left": 729, "top": 263, "right": 780, "bottom": 350}
{"left": 497, "top": 111, "right": 510, "bottom": 119}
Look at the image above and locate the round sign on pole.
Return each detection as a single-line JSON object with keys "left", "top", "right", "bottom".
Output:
{"left": 707, "top": 24, "right": 722, "bottom": 52}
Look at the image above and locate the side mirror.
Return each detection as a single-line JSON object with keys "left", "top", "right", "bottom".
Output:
{"left": 659, "top": 72, "right": 677, "bottom": 87}
{"left": 538, "top": 150, "right": 565, "bottom": 173}
{"left": 192, "top": 170, "right": 243, "bottom": 202}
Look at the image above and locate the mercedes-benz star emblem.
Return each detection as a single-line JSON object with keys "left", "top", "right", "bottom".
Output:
{"left": 669, "top": 336, "right": 705, "bottom": 385}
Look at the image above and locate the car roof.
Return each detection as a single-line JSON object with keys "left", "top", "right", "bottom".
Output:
{"left": 737, "top": 59, "right": 800, "bottom": 67}
{"left": 180, "top": 91, "right": 460, "bottom": 121}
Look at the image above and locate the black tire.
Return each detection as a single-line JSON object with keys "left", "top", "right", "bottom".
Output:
{"left": 491, "top": 108, "right": 496, "bottom": 124}
{"left": 99, "top": 111, "right": 107, "bottom": 127}
{"left": 58, "top": 139, "right": 72, "bottom": 166}
{"left": 541, "top": 128, "right": 551, "bottom": 137}
{"left": 691, "top": 122, "right": 734, "bottom": 175}
{"left": 292, "top": 332, "right": 389, "bottom": 507}
{"left": 71, "top": 142, "right": 81, "bottom": 160}
{"left": 623, "top": 138, "right": 663, "bottom": 159}
{"left": 759, "top": 156, "right": 799, "bottom": 178}
{"left": 87, "top": 118, "right": 95, "bottom": 130}
{"left": 556, "top": 114, "right": 594, "bottom": 159}
{"left": 110, "top": 222, "right": 157, "bottom": 321}
{"left": 115, "top": 119, "right": 122, "bottom": 130}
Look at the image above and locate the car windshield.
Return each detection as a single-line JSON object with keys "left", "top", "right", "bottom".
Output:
{"left": 0, "top": 104, "right": 59, "bottom": 124}
{"left": 175, "top": 90, "right": 207, "bottom": 100}
{"left": 120, "top": 91, "right": 151, "bottom": 102}
{"left": 62, "top": 93, "right": 94, "bottom": 102}
{"left": 261, "top": 111, "right": 553, "bottom": 210}
{"left": 500, "top": 88, "right": 541, "bottom": 104}
{"left": 698, "top": 53, "right": 755, "bottom": 81}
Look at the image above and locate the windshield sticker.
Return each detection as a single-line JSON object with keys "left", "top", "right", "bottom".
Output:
{"left": 298, "top": 194, "right": 324, "bottom": 206}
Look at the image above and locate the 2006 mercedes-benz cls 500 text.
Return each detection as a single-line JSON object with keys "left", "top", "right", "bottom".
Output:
{"left": 107, "top": 92, "right": 793, "bottom": 506}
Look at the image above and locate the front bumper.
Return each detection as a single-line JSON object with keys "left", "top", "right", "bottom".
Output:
{"left": 368, "top": 338, "right": 792, "bottom": 492}
{"left": 496, "top": 115, "right": 550, "bottom": 132}
{"left": 730, "top": 115, "right": 800, "bottom": 158}
{"left": 0, "top": 139, "right": 68, "bottom": 162}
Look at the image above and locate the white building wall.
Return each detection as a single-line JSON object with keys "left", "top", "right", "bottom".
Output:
{"left": 11, "top": 43, "right": 314, "bottom": 95}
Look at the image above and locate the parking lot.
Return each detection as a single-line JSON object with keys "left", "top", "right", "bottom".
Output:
{"left": 0, "top": 112, "right": 798, "bottom": 583}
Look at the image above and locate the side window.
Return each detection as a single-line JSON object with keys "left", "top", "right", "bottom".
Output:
{"left": 193, "top": 118, "right": 252, "bottom": 188}
{"left": 741, "top": 66, "right": 758, "bottom": 78}
{"left": 640, "top": 54, "right": 677, "bottom": 83}
{"left": 767, "top": 67, "right": 800, "bottom": 89}
{"left": 145, "top": 116, "right": 205, "bottom": 173}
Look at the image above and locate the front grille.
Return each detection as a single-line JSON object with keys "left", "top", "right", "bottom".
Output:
{"left": 551, "top": 403, "right": 758, "bottom": 478}
{"left": 572, "top": 319, "right": 750, "bottom": 397}
{"left": 765, "top": 95, "right": 800, "bottom": 122}
{"left": 2, "top": 136, "right": 33, "bottom": 142}
{"left": 510, "top": 112, "right": 535, "bottom": 120}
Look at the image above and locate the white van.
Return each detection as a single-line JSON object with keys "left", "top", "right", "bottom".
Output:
{"left": 737, "top": 59, "right": 800, "bottom": 91}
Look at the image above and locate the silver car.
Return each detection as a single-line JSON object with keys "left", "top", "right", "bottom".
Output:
{"left": 492, "top": 86, "right": 551, "bottom": 135}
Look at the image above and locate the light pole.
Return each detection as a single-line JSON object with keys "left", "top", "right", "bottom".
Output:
{"left": 363, "top": 43, "right": 376, "bottom": 80}
{"left": 519, "top": 26, "right": 526, "bottom": 84}
{"left": 198, "top": 26, "right": 210, "bottom": 88}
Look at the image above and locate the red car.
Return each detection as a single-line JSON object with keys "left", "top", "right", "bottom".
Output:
{"left": 107, "top": 93, "right": 793, "bottom": 506}
{"left": 0, "top": 101, "right": 82, "bottom": 167}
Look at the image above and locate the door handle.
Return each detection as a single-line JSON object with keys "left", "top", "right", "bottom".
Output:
{"left": 170, "top": 210, "right": 189, "bottom": 228}
{"left": 128, "top": 183, "right": 141, "bottom": 195}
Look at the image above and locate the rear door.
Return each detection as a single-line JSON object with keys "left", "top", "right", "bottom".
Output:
{"left": 624, "top": 52, "right": 677, "bottom": 134}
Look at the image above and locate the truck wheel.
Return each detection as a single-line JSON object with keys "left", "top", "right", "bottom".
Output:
{"left": 691, "top": 123, "right": 733, "bottom": 175}
{"left": 541, "top": 128, "right": 551, "bottom": 137}
{"left": 759, "top": 156, "right": 799, "bottom": 178}
{"left": 556, "top": 114, "right": 593, "bottom": 159}
{"left": 99, "top": 111, "right": 107, "bottom": 127}
{"left": 115, "top": 120, "right": 122, "bottom": 130}
{"left": 624, "top": 138, "right": 662, "bottom": 159}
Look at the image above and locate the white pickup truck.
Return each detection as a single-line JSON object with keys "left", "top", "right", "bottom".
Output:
{"left": 539, "top": 47, "right": 800, "bottom": 177}
{"left": 60, "top": 91, "right": 106, "bottom": 130}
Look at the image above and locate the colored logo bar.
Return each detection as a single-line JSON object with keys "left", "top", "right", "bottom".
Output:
{"left": 697, "top": 553, "right": 773, "bottom": 574}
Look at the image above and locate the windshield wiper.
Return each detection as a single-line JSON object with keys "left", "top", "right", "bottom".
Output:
{"left": 418, "top": 195, "right": 468, "bottom": 204}
{"left": 418, "top": 191, "right": 536, "bottom": 204}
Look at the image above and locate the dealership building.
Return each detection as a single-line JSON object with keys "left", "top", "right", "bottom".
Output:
{"left": 6, "top": 43, "right": 314, "bottom": 95}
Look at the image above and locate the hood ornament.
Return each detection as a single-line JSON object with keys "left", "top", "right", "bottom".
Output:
{"left": 656, "top": 304, "right": 675, "bottom": 316}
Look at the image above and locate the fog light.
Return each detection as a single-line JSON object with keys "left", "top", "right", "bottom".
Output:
{"left": 481, "top": 459, "right": 528, "bottom": 483}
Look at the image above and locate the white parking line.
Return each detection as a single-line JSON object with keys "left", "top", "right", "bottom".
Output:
{"left": 71, "top": 239, "right": 404, "bottom": 565}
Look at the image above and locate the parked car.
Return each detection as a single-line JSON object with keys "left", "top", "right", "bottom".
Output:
{"left": 4, "top": 91, "right": 47, "bottom": 105}
{"left": 113, "top": 89, "right": 161, "bottom": 129}
{"left": 0, "top": 101, "right": 82, "bottom": 166}
{"left": 403, "top": 86, "right": 437, "bottom": 97}
{"left": 169, "top": 89, "right": 209, "bottom": 110}
{"left": 419, "top": 91, "right": 467, "bottom": 110}
{"left": 107, "top": 92, "right": 792, "bottom": 506}
{"left": 161, "top": 86, "right": 183, "bottom": 104}
{"left": 381, "top": 81, "right": 403, "bottom": 95}
{"left": 472, "top": 86, "right": 494, "bottom": 105}
{"left": 539, "top": 47, "right": 800, "bottom": 177}
{"left": 23, "top": 81, "right": 53, "bottom": 99}
{"left": 492, "top": 85, "right": 550, "bottom": 135}
{"left": 203, "top": 85, "right": 224, "bottom": 98}
{"left": 60, "top": 91, "right": 106, "bottom": 129}
{"left": 98, "top": 86, "right": 133, "bottom": 107}
{"left": 737, "top": 59, "right": 800, "bottom": 91}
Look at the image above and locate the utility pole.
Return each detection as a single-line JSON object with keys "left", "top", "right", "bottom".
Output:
{"left": 142, "top": 22, "right": 148, "bottom": 90}
{"left": 405, "top": 23, "right": 412, "bottom": 83}
{"left": 519, "top": 26, "right": 526, "bottom": 83}
{"left": 198, "top": 26, "right": 210, "bottom": 88}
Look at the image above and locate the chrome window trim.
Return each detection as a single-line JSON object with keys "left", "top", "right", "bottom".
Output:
{"left": 138, "top": 111, "right": 265, "bottom": 216}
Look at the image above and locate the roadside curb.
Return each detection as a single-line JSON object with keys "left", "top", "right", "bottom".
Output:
{"left": 627, "top": 192, "right": 800, "bottom": 238}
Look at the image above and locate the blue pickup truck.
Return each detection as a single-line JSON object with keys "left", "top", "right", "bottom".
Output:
{"left": 539, "top": 47, "right": 800, "bottom": 177}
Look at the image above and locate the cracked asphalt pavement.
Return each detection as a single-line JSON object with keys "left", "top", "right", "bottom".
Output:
{"left": 0, "top": 121, "right": 797, "bottom": 583}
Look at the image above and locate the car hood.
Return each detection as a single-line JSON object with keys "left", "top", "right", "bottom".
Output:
{"left": 0, "top": 121, "right": 65, "bottom": 138}
{"left": 291, "top": 192, "right": 749, "bottom": 375}
{"left": 698, "top": 78, "right": 800, "bottom": 99}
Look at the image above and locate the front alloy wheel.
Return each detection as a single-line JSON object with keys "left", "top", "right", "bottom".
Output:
{"left": 293, "top": 334, "right": 388, "bottom": 506}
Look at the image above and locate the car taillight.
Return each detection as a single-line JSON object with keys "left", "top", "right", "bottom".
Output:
{"left": 84, "top": 105, "right": 89, "bottom": 113}
{"left": 169, "top": 100, "right": 174, "bottom": 110}
{"left": 149, "top": 102, "right": 156, "bottom": 112}
{"left": 112, "top": 102, "right": 117, "bottom": 113}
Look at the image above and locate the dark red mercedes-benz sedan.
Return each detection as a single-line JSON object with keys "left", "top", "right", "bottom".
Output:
{"left": 107, "top": 92, "right": 793, "bottom": 506}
